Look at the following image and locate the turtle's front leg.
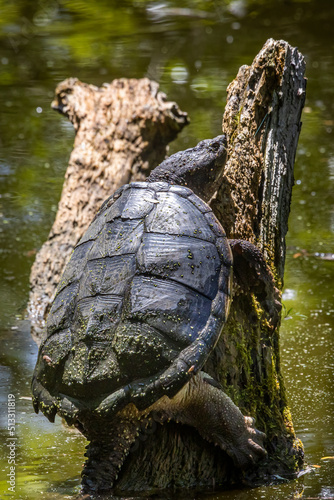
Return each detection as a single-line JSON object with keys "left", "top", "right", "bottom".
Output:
{"left": 152, "top": 372, "right": 267, "bottom": 469}
{"left": 229, "top": 239, "right": 282, "bottom": 328}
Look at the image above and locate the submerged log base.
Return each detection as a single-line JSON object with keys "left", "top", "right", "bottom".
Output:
{"left": 111, "top": 39, "right": 306, "bottom": 493}
{"left": 28, "top": 77, "right": 188, "bottom": 339}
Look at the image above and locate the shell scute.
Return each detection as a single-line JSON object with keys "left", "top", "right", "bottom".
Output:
{"left": 145, "top": 191, "right": 216, "bottom": 242}
{"left": 103, "top": 188, "right": 131, "bottom": 222}
{"left": 73, "top": 294, "right": 123, "bottom": 342}
{"left": 204, "top": 211, "right": 226, "bottom": 237}
{"left": 88, "top": 219, "right": 144, "bottom": 260}
{"left": 77, "top": 255, "right": 136, "bottom": 300}
{"left": 216, "top": 237, "right": 233, "bottom": 266}
{"left": 127, "top": 276, "right": 212, "bottom": 345}
{"left": 187, "top": 193, "right": 212, "bottom": 213}
{"left": 47, "top": 281, "right": 79, "bottom": 336}
{"left": 57, "top": 240, "right": 94, "bottom": 294}
{"left": 60, "top": 340, "right": 122, "bottom": 394}
{"left": 120, "top": 187, "right": 157, "bottom": 219}
{"left": 112, "top": 321, "right": 177, "bottom": 380}
{"left": 137, "top": 233, "right": 220, "bottom": 299}
{"left": 169, "top": 185, "right": 192, "bottom": 197}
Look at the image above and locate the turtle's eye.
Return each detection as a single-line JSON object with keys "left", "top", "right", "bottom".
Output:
{"left": 210, "top": 141, "right": 221, "bottom": 150}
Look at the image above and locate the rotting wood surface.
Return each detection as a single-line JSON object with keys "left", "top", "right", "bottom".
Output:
{"left": 28, "top": 78, "right": 188, "bottom": 338}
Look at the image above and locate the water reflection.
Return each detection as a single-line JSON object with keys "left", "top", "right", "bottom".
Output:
{"left": 0, "top": 323, "right": 85, "bottom": 498}
{"left": 0, "top": 0, "right": 333, "bottom": 498}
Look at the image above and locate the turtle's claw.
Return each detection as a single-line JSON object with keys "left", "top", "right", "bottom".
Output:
{"left": 31, "top": 379, "right": 59, "bottom": 420}
{"left": 244, "top": 416, "right": 255, "bottom": 427}
{"left": 32, "top": 395, "right": 39, "bottom": 414}
{"left": 221, "top": 415, "right": 267, "bottom": 470}
{"left": 45, "top": 402, "right": 58, "bottom": 423}
{"left": 234, "top": 417, "right": 267, "bottom": 469}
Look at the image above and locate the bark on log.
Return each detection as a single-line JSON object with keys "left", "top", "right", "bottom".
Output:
{"left": 112, "top": 39, "right": 306, "bottom": 493}
{"left": 27, "top": 78, "right": 188, "bottom": 338}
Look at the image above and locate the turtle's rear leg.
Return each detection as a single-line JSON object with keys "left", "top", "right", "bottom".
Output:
{"left": 151, "top": 372, "right": 267, "bottom": 469}
{"left": 81, "top": 439, "right": 121, "bottom": 494}
{"left": 80, "top": 407, "right": 141, "bottom": 495}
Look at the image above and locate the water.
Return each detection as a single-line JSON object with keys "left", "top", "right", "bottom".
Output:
{"left": 0, "top": 1, "right": 333, "bottom": 498}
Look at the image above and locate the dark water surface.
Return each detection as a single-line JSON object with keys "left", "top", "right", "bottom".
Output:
{"left": 0, "top": 1, "right": 333, "bottom": 498}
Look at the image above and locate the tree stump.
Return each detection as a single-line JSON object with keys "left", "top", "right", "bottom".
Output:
{"left": 27, "top": 78, "right": 188, "bottom": 338}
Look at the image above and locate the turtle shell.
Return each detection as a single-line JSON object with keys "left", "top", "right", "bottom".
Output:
{"left": 34, "top": 181, "right": 233, "bottom": 417}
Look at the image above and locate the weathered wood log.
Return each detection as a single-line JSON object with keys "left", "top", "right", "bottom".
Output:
{"left": 28, "top": 78, "right": 188, "bottom": 338}
{"left": 112, "top": 39, "right": 306, "bottom": 493}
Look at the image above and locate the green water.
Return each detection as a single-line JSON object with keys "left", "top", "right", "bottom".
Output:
{"left": 0, "top": 1, "right": 333, "bottom": 498}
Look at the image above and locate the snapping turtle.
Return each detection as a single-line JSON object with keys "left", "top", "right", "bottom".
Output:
{"left": 32, "top": 135, "right": 280, "bottom": 493}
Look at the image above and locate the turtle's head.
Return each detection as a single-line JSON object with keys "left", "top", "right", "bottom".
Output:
{"left": 147, "top": 135, "right": 227, "bottom": 202}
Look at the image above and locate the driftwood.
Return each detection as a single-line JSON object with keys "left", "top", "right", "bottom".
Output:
{"left": 28, "top": 78, "right": 188, "bottom": 337}
{"left": 30, "top": 38, "right": 306, "bottom": 495}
